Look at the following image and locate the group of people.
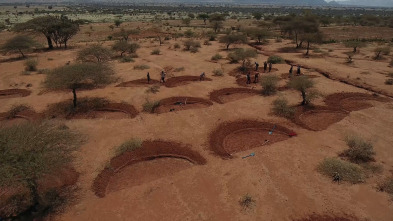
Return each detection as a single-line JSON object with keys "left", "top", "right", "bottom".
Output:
{"left": 289, "top": 64, "right": 302, "bottom": 77}
{"left": 255, "top": 61, "right": 273, "bottom": 73}
{"left": 146, "top": 71, "right": 167, "bottom": 84}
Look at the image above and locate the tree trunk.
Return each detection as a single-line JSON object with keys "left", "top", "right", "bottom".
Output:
{"left": 353, "top": 46, "right": 357, "bottom": 53}
{"left": 295, "top": 33, "right": 299, "bottom": 48}
{"left": 46, "top": 36, "right": 53, "bottom": 49}
{"left": 226, "top": 44, "right": 230, "bottom": 50}
{"left": 306, "top": 41, "right": 310, "bottom": 55}
{"left": 301, "top": 90, "right": 307, "bottom": 105}
{"left": 203, "top": 19, "right": 206, "bottom": 25}
{"left": 64, "top": 41, "right": 68, "bottom": 49}
{"left": 18, "top": 49, "right": 25, "bottom": 58}
{"left": 72, "top": 88, "right": 77, "bottom": 108}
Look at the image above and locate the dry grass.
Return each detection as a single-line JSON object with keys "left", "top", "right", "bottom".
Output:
{"left": 317, "top": 158, "right": 365, "bottom": 184}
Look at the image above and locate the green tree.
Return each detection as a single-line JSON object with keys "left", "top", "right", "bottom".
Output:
{"left": 252, "top": 12, "right": 263, "bottom": 20}
{"left": 44, "top": 63, "right": 115, "bottom": 108}
{"left": 113, "top": 28, "right": 140, "bottom": 41}
{"left": 112, "top": 41, "right": 140, "bottom": 57}
{"left": 344, "top": 40, "right": 367, "bottom": 53}
{"left": 198, "top": 13, "right": 209, "bottom": 25}
{"left": 301, "top": 32, "right": 323, "bottom": 55}
{"left": 188, "top": 13, "right": 195, "bottom": 19}
{"left": 280, "top": 15, "right": 320, "bottom": 49}
{"left": 0, "top": 122, "right": 81, "bottom": 219}
{"left": 228, "top": 48, "right": 257, "bottom": 69}
{"left": 288, "top": 76, "right": 315, "bottom": 105}
{"left": 114, "top": 19, "right": 122, "bottom": 27}
{"left": 76, "top": 44, "right": 112, "bottom": 63}
{"left": 1, "top": 35, "right": 39, "bottom": 58}
{"left": 244, "top": 27, "right": 271, "bottom": 44}
{"left": 219, "top": 33, "right": 248, "bottom": 50}
{"left": 209, "top": 14, "right": 225, "bottom": 33}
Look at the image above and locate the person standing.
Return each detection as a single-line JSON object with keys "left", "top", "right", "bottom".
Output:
{"left": 254, "top": 72, "right": 259, "bottom": 83}
{"left": 246, "top": 72, "right": 251, "bottom": 84}
{"left": 268, "top": 62, "right": 272, "bottom": 72}
{"left": 147, "top": 72, "right": 151, "bottom": 84}
{"left": 160, "top": 71, "right": 166, "bottom": 83}
{"left": 297, "top": 65, "right": 301, "bottom": 76}
{"left": 263, "top": 61, "right": 267, "bottom": 72}
{"left": 289, "top": 65, "right": 293, "bottom": 78}
{"left": 200, "top": 72, "right": 205, "bottom": 81}
{"left": 255, "top": 62, "right": 259, "bottom": 71}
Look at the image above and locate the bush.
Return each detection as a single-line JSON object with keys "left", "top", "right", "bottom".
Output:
{"left": 239, "top": 194, "right": 255, "bottom": 210}
{"left": 115, "top": 138, "right": 142, "bottom": 156}
{"left": 267, "top": 55, "right": 284, "bottom": 64}
{"left": 211, "top": 53, "right": 223, "bottom": 61}
{"left": 385, "top": 79, "right": 393, "bottom": 85}
{"left": 143, "top": 100, "right": 160, "bottom": 113}
{"left": 378, "top": 177, "right": 393, "bottom": 197}
{"left": 204, "top": 40, "right": 212, "bottom": 45}
{"left": 24, "top": 58, "right": 38, "bottom": 71}
{"left": 145, "top": 85, "right": 160, "bottom": 94}
{"left": 134, "top": 64, "right": 150, "bottom": 70}
{"left": 120, "top": 56, "right": 134, "bottom": 63}
{"left": 37, "top": 69, "right": 50, "bottom": 74}
{"left": 212, "top": 69, "right": 224, "bottom": 76}
{"left": 261, "top": 74, "right": 279, "bottom": 95}
{"left": 151, "top": 48, "right": 160, "bottom": 55}
{"left": 317, "top": 158, "right": 365, "bottom": 184}
{"left": 174, "top": 43, "right": 180, "bottom": 49}
{"left": 5, "top": 104, "right": 31, "bottom": 119}
{"left": 341, "top": 135, "right": 375, "bottom": 163}
{"left": 272, "top": 97, "right": 295, "bottom": 118}
{"left": 190, "top": 47, "right": 199, "bottom": 53}
{"left": 183, "top": 39, "right": 200, "bottom": 51}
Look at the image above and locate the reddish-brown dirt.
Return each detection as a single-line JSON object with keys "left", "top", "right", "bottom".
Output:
{"left": 154, "top": 96, "right": 213, "bottom": 114}
{"left": 228, "top": 67, "right": 279, "bottom": 78}
{"left": 0, "top": 108, "right": 41, "bottom": 121}
{"left": 116, "top": 78, "right": 160, "bottom": 87}
{"left": 0, "top": 89, "right": 31, "bottom": 98}
{"left": 209, "top": 120, "right": 295, "bottom": 159}
{"left": 209, "top": 88, "right": 260, "bottom": 104}
{"left": 293, "top": 106, "right": 348, "bottom": 131}
{"left": 92, "top": 140, "right": 206, "bottom": 198}
{"left": 280, "top": 73, "right": 320, "bottom": 79}
{"left": 324, "top": 92, "right": 390, "bottom": 112}
{"left": 164, "top": 76, "right": 212, "bottom": 88}
{"left": 236, "top": 76, "right": 260, "bottom": 87}
{"left": 293, "top": 214, "right": 359, "bottom": 221}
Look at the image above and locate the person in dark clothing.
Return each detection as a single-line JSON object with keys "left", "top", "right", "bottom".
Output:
{"left": 255, "top": 62, "right": 259, "bottom": 71}
{"left": 297, "top": 65, "right": 301, "bottom": 76}
{"left": 147, "top": 72, "right": 151, "bottom": 84}
{"left": 246, "top": 72, "right": 251, "bottom": 84}
{"left": 268, "top": 62, "right": 272, "bottom": 72}
{"left": 160, "top": 71, "right": 166, "bottom": 83}
{"left": 263, "top": 61, "right": 267, "bottom": 72}
{"left": 200, "top": 72, "right": 205, "bottom": 81}
{"left": 254, "top": 72, "right": 259, "bottom": 83}
{"left": 289, "top": 65, "right": 293, "bottom": 78}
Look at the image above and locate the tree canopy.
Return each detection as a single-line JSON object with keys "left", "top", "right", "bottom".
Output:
{"left": 1, "top": 35, "right": 40, "bottom": 58}
{"left": 113, "top": 28, "right": 140, "bottom": 41}
{"left": 228, "top": 48, "right": 257, "bottom": 69}
{"left": 219, "top": 33, "right": 248, "bottom": 50}
{"left": 112, "top": 41, "right": 140, "bottom": 57}
{"left": 76, "top": 44, "right": 112, "bottom": 63}
{"left": 288, "top": 76, "right": 315, "bottom": 105}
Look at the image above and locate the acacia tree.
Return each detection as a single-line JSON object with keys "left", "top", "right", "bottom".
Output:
{"left": 0, "top": 122, "right": 81, "bottom": 219}
{"left": 198, "top": 14, "right": 209, "bottom": 25}
{"left": 252, "top": 12, "right": 263, "bottom": 20}
{"left": 344, "top": 40, "right": 367, "bottom": 53}
{"left": 44, "top": 63, "right": 115, "bottom": 108}
{"left": 288, "top": 76, "right": 316, "bottom": 105}
{"left": 280, "top": 15, "right": 320, "bottom": 49}
{"left": 114, "top": 19, "right": 122, "bottom": 27}
{"left": 301, "top": 32, "right": 323, "bottom": 55}
{"left": 113, "top": 28, "right": 140, "bottom": 42}
{"left": 219, "top": 33, "right": 248, "bottom": 50}
{"left": 112, "top": 41, "right": 140, "bottom": 57}
{"left": 209, "top": 13, "right": 225, "bottom": 33}
{"left": 1, "top": 35, "right": 39, "bottom": 58}
{"left": 244, "top": 27, "right": 271, "bottom": 44}
{"left": 228, "top": 48, "right": 257, "bottom": 70}
{"left": 77, "top": 44, "right": 112, "bottom": 63}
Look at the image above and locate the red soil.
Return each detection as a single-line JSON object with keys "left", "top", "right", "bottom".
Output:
{"left": 293, "top": 214, "right": 359, "bottom": 221}
{"left": 154, "top": 96, "right": 213, "bottom": 114}
{"left": 0, "top": 89, "right": 31, "bottom": 98}
{"left": 324, "top": 92, "right": 390, "bottom": 112}
{"left": 281, "top": 73, "right": 320, "bottom": 79}
{"left": 236, "top": 77, "right": 260, "bottom": 87}
{"left": 92, "top": 140, "right": 206, "bottom": 198}
{"left": 209, "top": 120, "right": 295, "bottom": 159}
{"left": 116, "top": 78, "right": 160, "bottom": 87}
{"left": 95, "top": 103, "right": 138, "bottom": 118}
{"left": 228, "top": 67, "right": 279, "bottom": 78}
{"left": 294, "top": 106, "right": 348, "bottom": 131}
{"left": 209, "top": 88, "right": 260, "bottom": 104}
{"left": 164, "top": 76, "right": 212, "bottom": 88}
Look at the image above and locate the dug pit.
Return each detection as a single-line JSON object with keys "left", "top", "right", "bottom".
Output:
{"left": 209, "top": 88, "right": 260, "bottom": 104}
{"left": 116, "top": 78, "right": 160, "bottom": 87}
{"left": 0, "top": 89, "right": 31, "bottom": 99}
{"left": 164, "top": 76, "right": 212, "bottom": 88}
{"left": 324, "top": 92, "right": 390, "bottom": 112}
{"left": 154, "top": 96, "right": 213, "bottom": 114}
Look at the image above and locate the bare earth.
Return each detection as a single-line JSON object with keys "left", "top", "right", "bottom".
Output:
{"left": 1, "top": 21, "right": 393, "bottom": 221}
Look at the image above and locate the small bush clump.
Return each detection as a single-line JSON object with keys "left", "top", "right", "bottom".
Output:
{"left": 151, "top": 48, "right": 161, "bottom": 55}
{"left": 5, "top": 104, "right": 31, "bottom": 119}
{"left": 239, "top": 194, "right": 255, "bottom": 210}
{"left": 212, "top": 69, "right": 224, "bottom": 76}
{"left": 272, "top": 97, "right": 295, "bottom": 119}
{"left": 143, "top": 100, "right": 160, "bottom": 113}
{"left": 317, "top": 157, "right": 364, "bottom": 184}
{"left": 115, "top": 138, "right": 142, "bottom": 156}
{"left": 261, "top": 74, "right": 279, "bottom": 95}
{"left": 267, "top": 55, "right": 284, "bottom": 64}
{"left": 120, "top": 56, "right": 134, "bottom": 63}
{"left": 134, "top": 64, "right": 150, "bottom": 70}
{"left": 378, "top": 177, "right": 393, "bottom": 197}
{"left": 385, "top": 79, "right": 393, "bottom": 85}
{"left": 145, "top": 85, "right": 160, "bottom": 94}
{"left": 211, "top": 53, "right": 223, "bottom": 61}
{"left": 341, "top": 135, "right": 375, "bottom": 164}
{"left": 24, "top": 58, "right": 38, "bottom": 71}
{"left": 174, "top": 43, "right": 181, "bottom": 49}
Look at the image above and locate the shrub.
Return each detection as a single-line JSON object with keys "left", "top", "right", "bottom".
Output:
{"left": 24, "top": 58, "right": 38, "bottom": 71}
{"left": 5, "top": 104, "right": 31, "bottom": 119}
{"left": 267, "top": 55, "right": 284, "bottom": 64}
{"left": 37, "top": 69, "right": 50, "bottom": 74}
{"left": 190, "top": 47, "right": 199, "bottom": 53}
{"left": 0, "top": 122, "right": 82, "bottom": 219}
{"left": 378, "top": 177, "right": 393, "bottom": 197}
{"left": 272, "top": 97, "right": 295, "bottom": 118}
{"left": 317, "top": 158, "right": 365, "bottom": 184}
{"left": 385, "top": 79, "right": 393, "bottom": 85}
{"left": 145, "top": 85, "right": 160, "bottom": 94}
{"left": 134, "top": 64, "right": 150, "bottom": 70}
{"left": 288, "top": 76, "right": 315, "bottom": 105}
{"left": 341, "top": 135, "right": 375, "bottom": 163}
{"left": 115, "top": 138, "right": 142, "bottom": 156}
{"left": 374, "top": 47, "right": 390, "bottom": 60}
{"left": 212, "top": 69, "right": 224, "bottom": 76}
{"left": 261, "top": 75, "right": 279, "bottom": 95}
{"left": 239, "top": 194, "right": 255, "bottom": 210}
{"left": 143, "top": 100, "right": 160, "bottom": 113}
{"left": 204, "top": 40, "right": 211, "bottom": 45}
{"left": 151, "top": 48, "right": 160, "bottom": 55}
{"left": 120, "top": 56, "right": 134, "bottom": 63}
{"left": 174, "top": 43, "right": 180, "bottom": 49}
{"left": 183, "top": 39, "right": 200, "bottom": 51}
{"left": 211, "top": 53, "right": 223, "bottom": 61}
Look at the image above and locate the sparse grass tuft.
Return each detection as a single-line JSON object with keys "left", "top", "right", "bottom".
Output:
{"left": 211, "top": 53, "right": 223, "bottom": 61}
{"left": 174, "top": 67, "right": 185, "bottom": 72}
{"left": 151, "top": 48, "right": 161, "bottom": 55}
{"left": 385, "top": 79, "right": 393, "bottom": 85}
{"left": 120, "top": 56, "right": 134, "bottom": 63}
{"left": 174, "top": 43, "right": 180, "bottom": 49}
{"left": 145, "top": 85, "right": 160, "bottom": 94}
{"left": 272, "top": 97, "right": 295, "bottom": 119}
{"left": 239, "top": 194, "right": 255, "bottom": 210}
{"left": 24, "top": 58, "right": 38, "bottom": 71}
{"left": 212, "top": 69, "right": 224, "bottom": 77}
{"left": 142, "top": 100, "right": 160, "bottom": 113}
{"left": 115, "top": 138, "right": 142, "bottom": 156}
{"left": 378, "top": 177, "right": 393, "bottom": 197}
{"left": 341, "top": 134, "right": 375, "bottom": 164}
{"left": 317, "top": 158, "right": 365, "bottom": 184}
{"left": 134, "top": 64, "right": 150, "bottom": 70}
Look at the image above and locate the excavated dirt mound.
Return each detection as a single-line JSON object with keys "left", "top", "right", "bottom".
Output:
{"left": 294, "top": 106, "right": 348, "bottom": 131}
{"left": 280, "top": 73, "right": 320, "bottom": 79}
{"left": 116, "top": 78, "right": 160, "bottom": 87}
{"left": 228, "top": 68, "right": 279, "bottom": 78}
{"left": 209, "top": 120, "right": 295, "bottom": 159}
{"left": 236, "top": 77, "right": 260, "bottom": 87}
{"left": 324, "top": 92, "right": 390, "bottom": 112}
{"left": 154, "top": 96, "right": 213, "bottom": 114}
{"left": 164, "top": 76, "right": 212, "bottom": 88}
{"left": 293, "top": 214, "right": 359, "bottom": 221}
{"left": 0, "top": 89, "right": 31, "bottom": 99}
{"left": 209, "top": 88, "right": 260, "bottom": 104}
{"left": 92, "top": 140, "right": 206, "bottom": 198}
